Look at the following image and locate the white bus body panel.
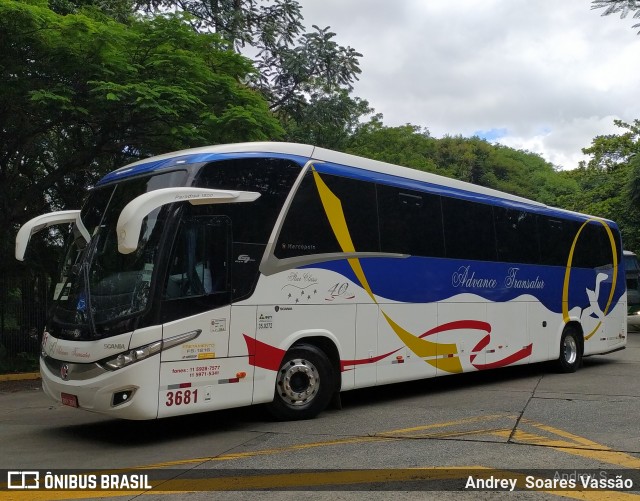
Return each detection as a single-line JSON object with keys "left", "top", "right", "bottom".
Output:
{"left": 158, "top": 305, "right": 254, "bottom": 418}
{"left": 40, "top": 328, "right": 162, "bottom": 420}
{"left": 353, "top": 303, "right": 379, "bottom": 388}
{"left": 250, "top": 303, "right": 356, "bottom": 404}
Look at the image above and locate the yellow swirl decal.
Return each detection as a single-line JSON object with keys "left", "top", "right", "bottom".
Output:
{"left": 311, "top": 167, "right": 462, "bottom": 372}
{"left": 561, "top": 218, "right": 618, "bottom": 340}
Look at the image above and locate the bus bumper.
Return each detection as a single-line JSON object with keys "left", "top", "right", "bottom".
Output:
{"left": 40, "top": 355, "right": 160, "bottom": 420}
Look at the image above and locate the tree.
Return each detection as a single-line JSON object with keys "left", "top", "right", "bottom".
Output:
{"left": 592, "top": 0, "right": 640, "bottom": 34}
{"left": 581, "top": 119, "right": 640, "bottom": 208}
{"left": 345, "top": 122, "right": 579, "bottom": 205}
{"left": 346, "top": 121, "right": 442, "bottom": 174}
{"left": 559, "top": 120, "right": 640, "bottom": 252}
{"left": 137, "top": 1, "right": 362, "bottom": 108}
{"left": 0, "top": 0, "right": 283, "bottom": 275}
{"left": 629, "top": 153, "right": 640, "bottom": 206}
{"left": 581, "top": 119, "right": 640, "bottom": 171}
{"left": 590, "top": 2, "right": 640, "bottom": 247}
{"left": 49, "top": 0, "right": 137, "bottom": 21}
{"left": 136, "top": 0, "right": 366, "bottom": 146}
{"left": 283, "top": 90, "right": 373, "bottom": 149}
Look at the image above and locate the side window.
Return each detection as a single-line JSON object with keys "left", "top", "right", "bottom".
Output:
{"left": 161, "top": 216, "right": 231, "bottom": 322}
{"left": 494, "top": 207, "right": 540, "bottom": 264}
{"left": 442, "top": 197, "right": 497, "bottom": 261}
{"left": 378, "top": 184, "right": 445, "bottom": 257}
{"left": 573, "top": 221, "right": 613, "bottom": 269}
{"left": 195, "top": 158, "right": 301, "bottom": 244}
{"left": 275, "top": 171, "right": 379, "bottom": 258}
{"left": 538, "top": 217, "right": 580, "bottom": 267}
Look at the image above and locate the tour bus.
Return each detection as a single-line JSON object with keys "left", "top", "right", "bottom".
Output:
{"left": 15, "top": 142, "right": 627, "bottom": 420}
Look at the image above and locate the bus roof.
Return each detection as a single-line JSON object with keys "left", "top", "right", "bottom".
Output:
{"left": 97, "top": 142, "right": 611, "bottom": 224}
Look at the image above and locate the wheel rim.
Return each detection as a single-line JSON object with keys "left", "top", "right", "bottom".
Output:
{"left": 563, "top": 335, "right": 578, "bottom": 365}
{"left": 276, "top": 358, "right": 319, "bottom": 406}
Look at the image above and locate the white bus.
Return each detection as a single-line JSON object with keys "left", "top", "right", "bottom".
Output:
{"left": 16, "top": 142, "right": 627, "bottom": 420}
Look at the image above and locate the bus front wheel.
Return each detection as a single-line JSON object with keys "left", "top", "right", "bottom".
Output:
{"left": 556, "top": 326, "right": 582, "bottom": 373}
{"left": 266, "top": 344, "right": 334, "bottom": 420}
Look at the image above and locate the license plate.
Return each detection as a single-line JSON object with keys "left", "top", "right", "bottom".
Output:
{"left": 61, "top": 393, "right": 78, "bottom": 408}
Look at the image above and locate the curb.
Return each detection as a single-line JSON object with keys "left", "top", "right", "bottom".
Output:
{"left": 0, "top": 372, "right": 40, "bottom": 382}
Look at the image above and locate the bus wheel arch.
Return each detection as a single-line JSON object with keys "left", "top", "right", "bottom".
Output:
{"left": 555, "top": 322, "right": 583, "bottom": 373}
{"left": 266, "top": 339, "right": 339, "bottom": 420}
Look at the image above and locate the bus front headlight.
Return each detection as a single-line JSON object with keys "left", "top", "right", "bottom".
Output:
{"left": 99, "top": 330, "right": 201, "bottom": 371}
{"left": 101, "top": 341, "right": 162, "bottom": 370}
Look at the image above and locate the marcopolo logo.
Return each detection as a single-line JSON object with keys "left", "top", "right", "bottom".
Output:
{"left": 7, "top": 471, "right": 40, "bottom": 489}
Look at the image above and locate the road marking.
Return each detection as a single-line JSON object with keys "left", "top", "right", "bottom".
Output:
{"left": 3, "top": 414, "right": 639, "bottom": 499}
{"left": 4, "top": 467, "right": 639, "bottom": 501}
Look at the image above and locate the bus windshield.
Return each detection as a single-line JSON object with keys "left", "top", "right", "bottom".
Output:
{"left": 50, "top": 170, "right": 187, "bottom": 340}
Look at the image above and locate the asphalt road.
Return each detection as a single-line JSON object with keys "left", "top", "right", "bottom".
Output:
{"left": 1, "top": 332, "right": 640, "bottom": 500}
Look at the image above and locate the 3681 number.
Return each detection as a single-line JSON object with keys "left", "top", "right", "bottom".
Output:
{"left": 165, "top": 389, "right": 198, "bottom": 407}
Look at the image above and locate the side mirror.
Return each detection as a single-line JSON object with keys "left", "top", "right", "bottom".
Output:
{"left": 116, "top": 187, "right": 260, "bottom": 254}
{"left": 15, "top": 210, "right": 90, "bottom": 261}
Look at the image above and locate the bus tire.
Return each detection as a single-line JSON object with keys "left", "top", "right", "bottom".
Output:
{"left": 555, "top": 326, "right": 582, "bottom": 373}
{"left": 266, "top": 344, "right": 334, "bottom": 421}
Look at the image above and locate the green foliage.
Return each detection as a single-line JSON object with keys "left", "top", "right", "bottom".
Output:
{"left": 136, "top": 1, "right": 362, "bottom": 105}
{"left": 581, "top": 119, "right": 640, "bottom": 171}
{"left": 135, "top": 1, "right": 366, "bottom": 147}
{"left": 628, "top": 154, "right": 640, "bottom": 207}
{"left": 346, "top": 119, "right": 640, "bottom": 252}
{"left": 561, "top": 119, "right": 640, "bottom": 253}
{"left": 346, "top": 121, "right": 442, "bottom": 173}
{"left": 345, "top": 122, "right": 578, "bottom": 205}
{"left": 49, "top": 0, "right": 137, "bottom": 22}
{"left": 0, "top": 351, "right": 40, "bottom": 373}
{"left": 0, "top": 0, "right": 282, "bottom": 274}
{"left": 282, "top": 90, "right": 374, "bottom": 149}
{"left": 262, "top": 24, "right": 362, "bottom": 110}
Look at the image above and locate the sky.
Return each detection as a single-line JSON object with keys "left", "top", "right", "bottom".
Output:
{"left": 296, "top": 0, "right": 640, "bottom": 170}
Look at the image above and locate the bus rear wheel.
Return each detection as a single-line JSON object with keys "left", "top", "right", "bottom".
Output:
{"left": 556, "top": 326, "right": 582, "bottom": 373}
{"left": 266, "top": 344, "right": 334, "bottom": 421}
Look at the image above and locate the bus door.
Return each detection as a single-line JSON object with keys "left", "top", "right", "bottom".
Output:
{"left": 157, "top": 216, "right": 251, "bottom": 416}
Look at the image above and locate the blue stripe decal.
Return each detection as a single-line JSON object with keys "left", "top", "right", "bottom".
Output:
{"left": 97, "top": 152, "right": 310, "bottom": 186}
{"left": 304, "top": 257, "right": 625, "bottom": 315}
{"left": 312, "top": 162, "right": 602, "bottom": 221}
